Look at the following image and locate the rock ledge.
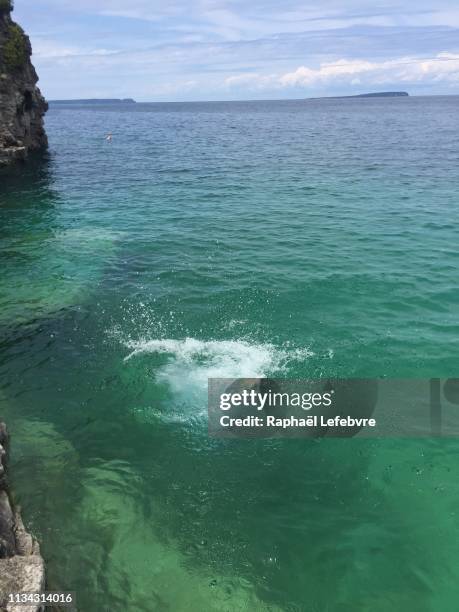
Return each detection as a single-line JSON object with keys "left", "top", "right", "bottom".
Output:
{"left": 0, "top": 423, "right": 45, "bottom": 612}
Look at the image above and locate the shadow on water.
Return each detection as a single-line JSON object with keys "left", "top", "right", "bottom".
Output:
{"left": 0, "top": 151, "right": 60, "bottom": 262}
{"left": 0, "top": 151, "right": 121, "bottom": 333}
{"left": 0, "top": 151, "right": 58, "bottom": 213}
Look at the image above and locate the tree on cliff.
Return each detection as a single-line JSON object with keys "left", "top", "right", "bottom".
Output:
{"left": 0, "top": 1, "right": 13, "bottom": 14}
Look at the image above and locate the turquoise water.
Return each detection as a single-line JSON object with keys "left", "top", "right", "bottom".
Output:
{"left": 1, "top": 96, "right": 459, "bottom": 610}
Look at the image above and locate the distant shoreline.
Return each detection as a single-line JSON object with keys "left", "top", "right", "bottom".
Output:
{"left": 308, "top": 91, "right": 409, "bottom": 99}
{"left": 43, "top": 93, "right": 459, "bottom": 107}
{"left": 49, "top": 98, "right": 136, "bottom": 105}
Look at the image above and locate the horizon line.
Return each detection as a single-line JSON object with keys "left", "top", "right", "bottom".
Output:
{"left": 47, "top": 92, "right": 459, "bottom": 105}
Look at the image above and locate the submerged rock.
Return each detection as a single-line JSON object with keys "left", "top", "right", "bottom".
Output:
{"left": 0, "top": 1, "right": 47, "bottom": 166}
{"left": 0, "top": 423, "right": 45, "bottom": 612}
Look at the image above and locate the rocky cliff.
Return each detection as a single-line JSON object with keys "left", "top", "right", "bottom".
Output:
{"left": 0, "top": 424, "right": 45, "bottom": 612}
{"left": 0, "top": 1, "right": 47, "bottom": 166}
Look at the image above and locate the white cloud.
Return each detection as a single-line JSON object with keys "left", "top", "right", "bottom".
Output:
{"left": 32, "top": 39, "right": 117, "bottom": 59}
{"left": 279, "top": 59, "right": 376, "bottom": 86}
{"left": 224, "top": 73, "right": 276, "bottom": 88}
{"left": 224, "top": 53, "right": 459, "bottom": 91}
{"left": 19, "top": 0, "right": 459, "bottom": 41}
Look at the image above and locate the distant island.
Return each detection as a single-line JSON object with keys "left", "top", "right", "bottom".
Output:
{"left": 349, "top": 92, "right": 408, "bottom": 98}
{"left": 49, "top": 98, "right": 136, "bottom": 105}
{"left": 311, "top": 92, "right": 409, "bottom": 100}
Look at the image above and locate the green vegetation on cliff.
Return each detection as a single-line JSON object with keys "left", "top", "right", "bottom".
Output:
{"left": 0, "top": 0, "right": 13, "bottom": 14}
{"left": 3, "top": 23, "right": 28, "bottom": 70}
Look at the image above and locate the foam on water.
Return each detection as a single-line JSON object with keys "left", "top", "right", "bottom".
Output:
{"left": 124, "top": 337, "right": 313, "bottom": 396}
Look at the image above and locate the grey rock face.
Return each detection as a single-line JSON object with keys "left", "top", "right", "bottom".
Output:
{"left": 0, "top": 4, "right": 47, "bottom": 166}
{"left": 0, "top": 423, "right": 45, "bottom": 612}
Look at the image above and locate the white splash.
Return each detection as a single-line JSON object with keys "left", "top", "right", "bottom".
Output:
{"left": 124, "top": 337, "right": 313, "bottom": 396}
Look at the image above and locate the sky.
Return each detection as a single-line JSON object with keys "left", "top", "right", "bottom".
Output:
{"left": 13, "top": 0, "right": 459, "bottom": 101}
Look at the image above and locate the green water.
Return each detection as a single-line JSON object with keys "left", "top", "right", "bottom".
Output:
{"left": 1, "top": 97, "right": 459, "bottom": 611}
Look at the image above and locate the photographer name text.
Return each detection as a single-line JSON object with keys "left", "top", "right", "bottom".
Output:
{"left": 220, "top": 414, "right": 376, "bottom": 428}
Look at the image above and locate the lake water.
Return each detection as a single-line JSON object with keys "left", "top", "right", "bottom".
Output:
{"left": 1, "top": 96, "right": 459, "bottom": 611}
